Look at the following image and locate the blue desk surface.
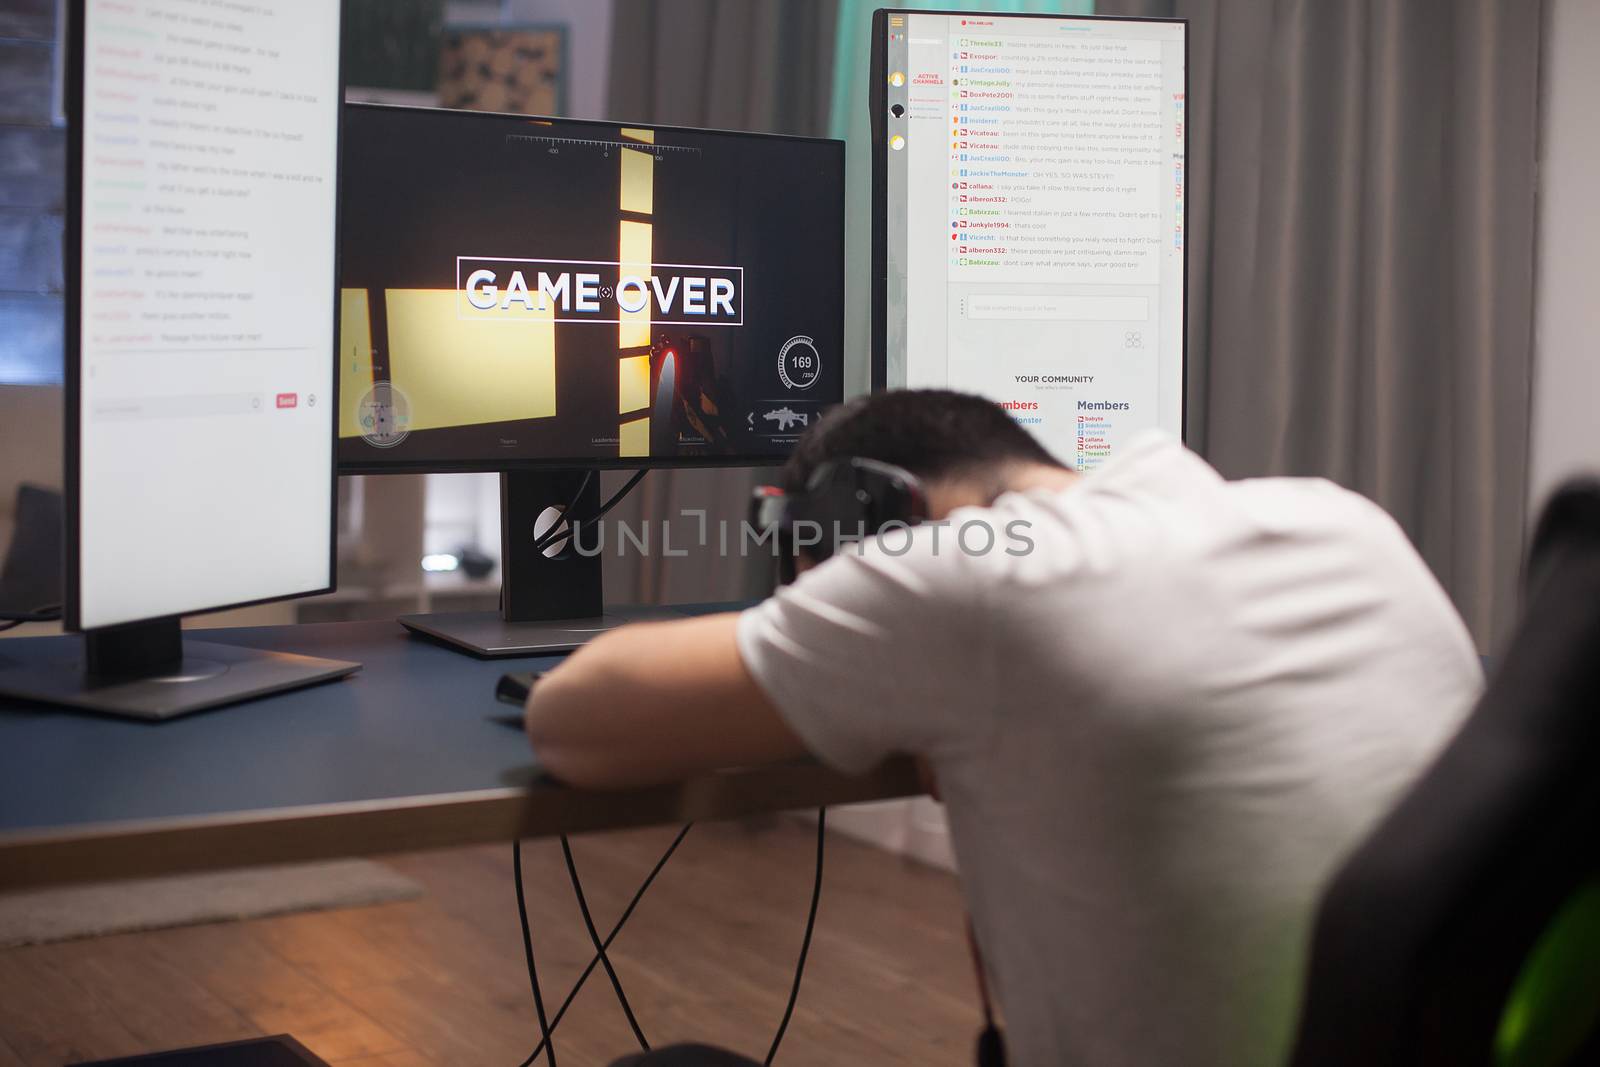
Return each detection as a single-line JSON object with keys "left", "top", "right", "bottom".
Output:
{"left": 0, "top": 616, "right": 920, "bottom": 889}
{"left": 0, "top": 619, "right": 564, "bottom": 832}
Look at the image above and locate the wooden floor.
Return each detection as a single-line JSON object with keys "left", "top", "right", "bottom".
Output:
{"left": 0, "top": 820, "right": 981, "bottom": 1066}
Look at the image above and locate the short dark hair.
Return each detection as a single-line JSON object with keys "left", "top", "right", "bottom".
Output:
{"left": 782, "top": 389, "right": 1064, "bottom": 493}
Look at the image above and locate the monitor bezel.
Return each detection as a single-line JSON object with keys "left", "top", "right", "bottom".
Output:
{"left": 334, "top": 102, "right": 846, "bottom": 476}
{"left": 62, "top": 0, "right": 346, "bottom": 632}
{"left": 869, "top": 7, "right": 1190, "bottom": 443}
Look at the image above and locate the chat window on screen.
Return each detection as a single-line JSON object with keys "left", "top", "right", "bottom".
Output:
{"left": 885, "top": 13, "right": 1186, "bottom": 471}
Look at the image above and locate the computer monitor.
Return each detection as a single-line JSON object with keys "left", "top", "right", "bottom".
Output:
{"left": 872, "top": 10, "right": 1187, "bottom": 470}
{"left": 336, "top": 104, "right": 846, "bottom": 655}
{"left": 0, "top": 0, "right": 358, "bottom": 719}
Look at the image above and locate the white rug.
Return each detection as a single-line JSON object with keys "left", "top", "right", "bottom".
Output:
{"left": 0, "top": 860, "right": 424, "bottom": 947}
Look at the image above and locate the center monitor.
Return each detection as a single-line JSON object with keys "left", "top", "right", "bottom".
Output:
{"left": 337, "top": 105, "right": 846, "bottom": 471}
{"left": 337, "top": 105, "right": 846, "bottom": 655}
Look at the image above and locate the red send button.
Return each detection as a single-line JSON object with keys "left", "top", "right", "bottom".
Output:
{"left": 276, "top": 393, "right": 298, "bottom": 409}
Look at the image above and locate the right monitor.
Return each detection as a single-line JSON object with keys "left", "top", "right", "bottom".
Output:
{"left": 873, "top": 10, "right": 1187, "bottom": 470}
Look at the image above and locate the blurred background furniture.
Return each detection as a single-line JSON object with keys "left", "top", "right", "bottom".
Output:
{"left": 0, "top": 484, "right": 60, "bottom": 624}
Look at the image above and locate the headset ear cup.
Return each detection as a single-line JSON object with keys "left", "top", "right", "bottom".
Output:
{"left": 759, "top": 457, "right": 928, "bottom": 586}
{"left": 843, "top": 458, "right": 927, "bottom": 530}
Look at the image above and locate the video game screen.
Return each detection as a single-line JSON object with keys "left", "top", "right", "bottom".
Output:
{"left": 337, "top": 104, "right": 845, "bottom": 469}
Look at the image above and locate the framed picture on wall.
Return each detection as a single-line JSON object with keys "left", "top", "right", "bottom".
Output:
{"left": 437, "top": 23, "right": 568, "bottom": 116}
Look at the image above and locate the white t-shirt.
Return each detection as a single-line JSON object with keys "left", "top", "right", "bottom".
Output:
{"left": 736, "top": 432, "right": 1482, "bottom": 1067}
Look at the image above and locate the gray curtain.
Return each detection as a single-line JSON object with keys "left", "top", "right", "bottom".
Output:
{"left": 601, "top": 0, "right": 840, "bottom": 606}
{"left": 1099, "top": 0, "right": 1543, "bottom": 649}
{"left": 607, "top": 0, "right": 839, "bottom": 135}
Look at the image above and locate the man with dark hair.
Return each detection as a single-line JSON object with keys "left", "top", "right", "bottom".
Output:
{"left": 525, "top": 390, "right": 1481, "bottom": 1067}
{"left": 781, "top": 388, "right": 1062, "bottom": 494}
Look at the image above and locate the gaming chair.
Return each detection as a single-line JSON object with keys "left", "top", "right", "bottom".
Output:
{"left": 1287, "top": 479, "right": 1600, "bottom": 1067}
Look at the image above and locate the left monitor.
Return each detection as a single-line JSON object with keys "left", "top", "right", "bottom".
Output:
{"left": 0, "top": 0, "right": 359, "bottom": 718}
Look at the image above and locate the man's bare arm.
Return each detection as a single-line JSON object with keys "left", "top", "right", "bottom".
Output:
{"left": 523, "top": 613, "right": 809, "bottom": 788}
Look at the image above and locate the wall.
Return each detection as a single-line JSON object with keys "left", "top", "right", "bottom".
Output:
{"left": 1529, "top": 0, "right": 1600, "bottom": 515}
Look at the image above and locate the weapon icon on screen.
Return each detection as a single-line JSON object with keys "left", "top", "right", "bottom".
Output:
{"left": 763, "top": 407, "right": 808, "bottom": 432}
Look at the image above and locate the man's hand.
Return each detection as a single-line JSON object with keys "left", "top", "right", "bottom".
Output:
{"left": 523, "top": 613, "right": 809, "bottom": 788}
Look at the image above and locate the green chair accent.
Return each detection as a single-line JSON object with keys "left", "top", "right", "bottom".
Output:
{"left": 1494, "top": 881, "right": 1600, "bottom": 1067}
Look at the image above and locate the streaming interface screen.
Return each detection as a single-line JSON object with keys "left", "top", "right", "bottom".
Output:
{"left": 337, "top": 106, "right": 846, "bottom": 468}
{"left": 75, "top": 0, "right": 338, "bottom": 630}
{"left": 882, "top": 12, "right": 1186, "bottom": 470}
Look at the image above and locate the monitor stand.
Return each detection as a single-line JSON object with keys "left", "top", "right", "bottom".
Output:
{"left": 398, "top": 470, "right": 684, "bottom": 657}
{"left": 0, "top": 616, "right": 361, "bottom": 721}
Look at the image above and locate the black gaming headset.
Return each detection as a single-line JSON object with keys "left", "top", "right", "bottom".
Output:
{"left": 749, "top": 457, "right": 930, "bottom": 584}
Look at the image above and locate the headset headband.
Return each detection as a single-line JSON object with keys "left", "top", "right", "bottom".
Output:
{"left": 749, "top": 457, "right": 929, "bottom": 583}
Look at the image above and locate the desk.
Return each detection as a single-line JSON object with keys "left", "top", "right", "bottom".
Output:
{"left": 0, "top": 617, "right": 921, "bottom": 892}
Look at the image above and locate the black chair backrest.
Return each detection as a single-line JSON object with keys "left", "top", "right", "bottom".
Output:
{"left": 1287, "top": 479, "right": 1600, "bottom": 1067}
{"left": 0, "top": 483, "right": 62, "bottom": 619}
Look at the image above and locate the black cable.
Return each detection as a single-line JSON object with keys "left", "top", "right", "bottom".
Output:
{"left": 517, "top": 823, "right": 693, "bottom": 1067}
{"left": 510, "top": 810, "right": 824, "bottom": 1067}
{"left": 512, "top": 839, "right": 558, "bottom": 1067}
{"left": 530, "top": 471, "right": 596, "bottom": 554}
{"left": 560, "top": 834, "right": 650, "bottom": 1050}
{"left": 765, "top": 808, "right": 826, "bottom": 1066}
{"left": 531, "top": 470, "right": 648, "bottom": 553}
{"left": 0, "top": 603, "right": 63, "bottom": 629}
{"left": 589, "top": 470, "right": 649, "bottom": 523}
